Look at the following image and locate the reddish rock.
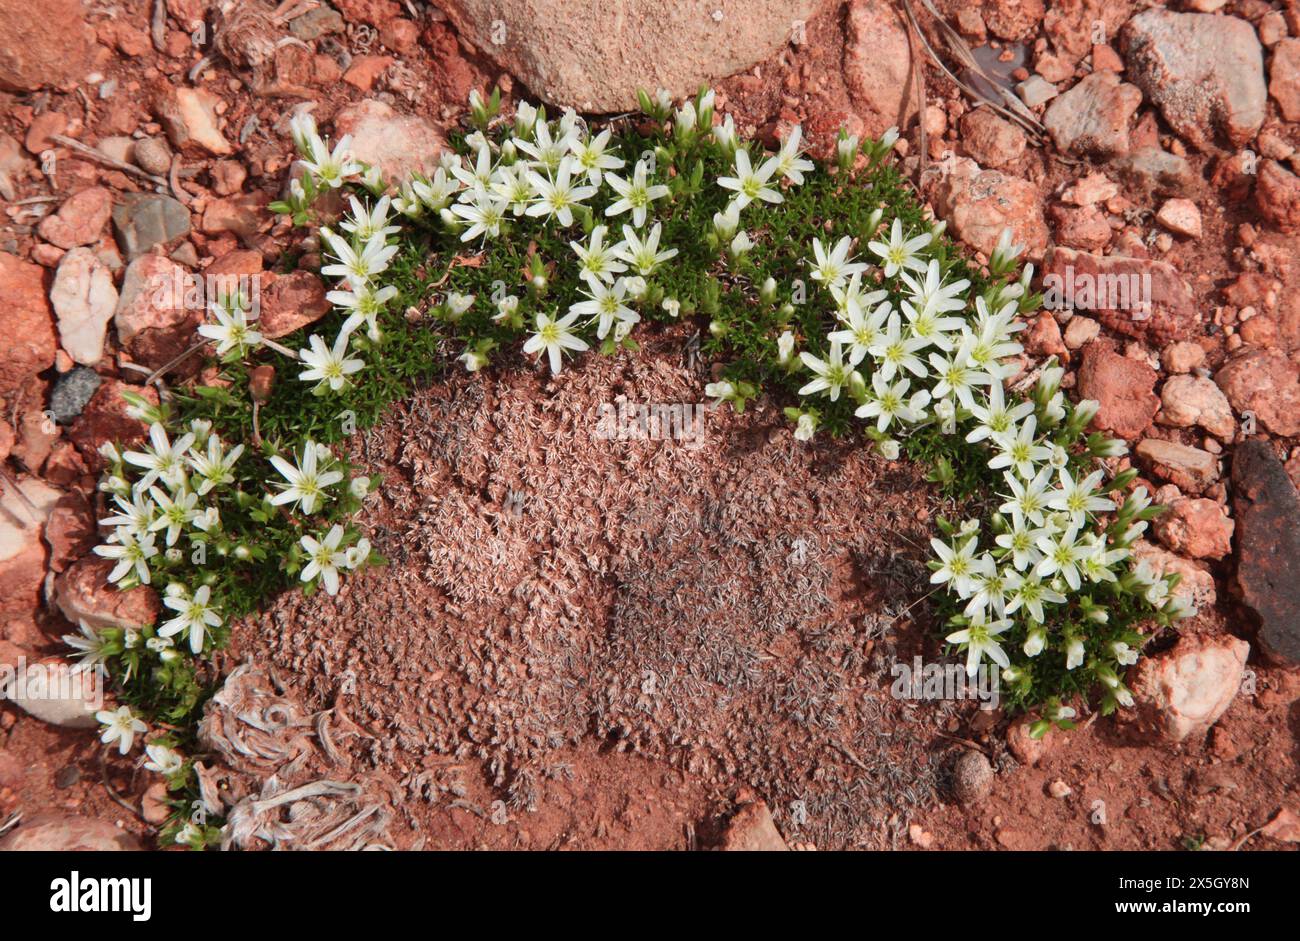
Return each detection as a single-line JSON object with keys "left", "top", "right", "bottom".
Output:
{"left": 932, "top": 157, "right": 1049, "bottom": 260}
{"left": 1255, "top": 159, "right": 1300, "bottom": 234}
{"left": 1045, "top": 0, "right": 1134, "bottom": 63}
{"left": 1044, "top": 71, "right": 1142, "bottom": 158}
{"left": 1128, "top": 634, "right": 1249, "bottom": 743}
{"left": 1155, "top": 198, "right": 1202, "bottom": 239}
{"left": 36, "top": 187, "right": 113, "bottom": 249}
{"left": 982, "top": 0, "right": 1044, "bottom": 42}
{"left": 0, "top": 0, "right": 97, "bottom": 92}
{"left": 255, "top": 271, "right": 332, "bottom": 339}
{"left": 1076, "top": 346, "right": 1159, "bottom": 440}
{"left": 1136, "top": 438, "right": 1220, "bottom": 493}
{"left": 1231, "top": 440, "right": 1300, "bottom": 665}
{"left": 24, "top": 111, "right": 67, "bottom": 154}
{"left": 718, "top": 801, "right": 789, "bottom": 851}
{"left": 1214, "top": 348, "right": 1300, "bottom": 437}
{"left": 113, "top": 254, "right": 202, "bottom": 371}
{"left": 0, "top": 252, "right": 56, "bottom": 405}
{"left": 1161, "top": 340, "right": 1205, "bottom": 374}
{"left": 335, "top": 0, "right": 402, "bottom": 28}
{"left": 200, "top": 192, "right": 272, "bottom": 242}
{"left": 1041, "top": 247, "right": 1198, "bottom": 345}
{"left": 1154, "top": 497, "right": 1234, "bottom": 560}
{"left": 343, "top": 55, "right": 394, "bottom": 92}
{"left": 151, "top": 84, "right": 233, "bottom": 157}
{"left": 54, "top": 557, "right": 160, "bottom": 631}
{"left": 1159, "top": 374, "right": 1235, "bottom": 439}
{"left": 43, "top": 491, "right": 95, "bottom": 573}
{"left": 1048, "top": 203, "right": 1112, "bottom": 251}
{"left": 1269, "top": 37, "right": 1300, "bottom": 122}
{"left": 1121, "top": 10, "right": 1267, "bottom": 150}
{"left": 1022, "top": 311, "right": 1067, "bottom": 359}
{"left": 0, "top": 814, "right": 140, "bottom": 851}
{"left": 333, "top": 99, "right": 447, "bottom": 183}
{"left": 843, "top": 0, "right": 916, "bottom": 138}
{"left": 67, "top": 379, "right": 156, "bottom": 467}
{"left": 0, "top": 476, "right": 62, "bottom": 627}
{"left": 959, "top": 108, "right": 1026, "bottom": 169}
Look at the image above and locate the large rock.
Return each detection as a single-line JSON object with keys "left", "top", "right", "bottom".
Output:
{"left": 332, "top": 99, "right": 447, "bottom": 183}
{"left": 1121, "top": 10, "right": 1266, "bottom": 150}
{"left": 1214, "top": 348, "right": 1300, "bottom": 437}
{"left": 0, "top": 814, "right": 140, "bottom": 851}
{"left": 1, "top": 657, "right": 101, "bottom": 729}
{"left": 1136, "top": 438, "right": 1220, "bottom": 494}
{"left": 50, "top": 247, "right": 118, "bottom": 367}
{"left": 844, "top": 0, "right": 915, "bottom": 137}
{"left": 0, "top": 0, "right": 97, "bottom": 92}
{"left": 1255, "top": 159, "right": 1300, "bottom": 235}
{"left": 436, "top": 0, "right": 826, "bottom": 112}
{"left": 1158, "top": 374, "right": 1235, "bottom": 439}
{"left": 1128, "top": 634, "right": 1249, "bottom": 743}
{"left": 0, "top": 476, "right": 61, "bottom": 627}
{"left": 1044, "top": 71, "right": 1142, "bottom": 158}
{"left": 1231, "top": 440, "right": 1300, "bottom": 665}
{"left": 1076, "top": 346, "right": 1158, "bottom": 440}
{"left": 1040, "top": 247, "right": 1198, "bottom": 345}
{"left": 114, "top": 254, "right": 202, "bottom": 371}
{"left": 37, "top": 187, "right": 113, "bottom": 249}
{"left": 0, "top": 252, "right": 56, "bottom": 404}
{"left": 1271, "top": 38, "right": 1300, "bottom": 123}
{"left": 54, "top": 557, "right": 160, "bottom": 632}
{"left": 931, "top": 156, "right": 1049, "bottom": 260}
{"left": 1153, "top": 497, "right": 1234, "bottom": 560}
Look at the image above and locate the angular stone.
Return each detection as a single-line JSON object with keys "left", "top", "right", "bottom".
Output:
{"left": 1076, "top": 346, "right": 1159, "bottom": 440}
{"left": 54, "top": 556, "right": 160, "bottom": 632}
{"left": 0, "top": 252, "right": 56, "bottom": 403}
{"left": 114, "top": 254, "right": 202, "bottom": 370}
{"left": 1044, "top": 71, "right": 1142, "bottom": 158}
{"left": 959, "top": 108, "right": 1026, "bottom": 169}
{"left": 1136, "top": 438, "right": 1220, "bottom": 493}
{"left": 50, "top": 247, "right": 118, "bottom": 367}
{"left": 256, "top": 270, "right": 332, "bottom": 339}
{"left": 844, "top": 0, "right": 916, "bottom": 137}
{"left": 1214, "top": 348, "right": 1300, "bottom": 437}
{"left": 1231, "top": 440, "right": 1300, "bottom": 665}
{"left": 1159, "top": 374, "right": 1235, "bottom": 439}
{"left": 1041, "top": 246, "right": 1198, "bottom": 345}
{"left": 111, "top": 193, "right": 191, "bottom": 261}
{"left": 67, "top": 379, "right": 155, "bottom": 468}
{"left": 932, "top": 156, "right": 1049, "bottom": 260}
{"left": 436, "top": 0, "right": 823, "bottom": 113}
{"left": 718, "top": 800, "right": 789, "bottom": 851}
{"left": 1128, "top": 634, "right": 1249, "bottom": 743}
{"left": 47, "top": 366, "right": 101, "bottom": 424}
{"left": 1153, "top": 496, "right": 1234, "bottom": 560}
{"left": 36, "top": 187, "right": 113, "bottom": 249}
{"left": 0, "top": 475, "right": 62, "bottom": 626}
{"left": 1121, "top": 10, "right": 1267, "bottom": 150}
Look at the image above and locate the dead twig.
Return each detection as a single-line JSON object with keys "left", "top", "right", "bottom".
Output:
{"left": 48, "top": 134, "right": 169, "bottom": 187}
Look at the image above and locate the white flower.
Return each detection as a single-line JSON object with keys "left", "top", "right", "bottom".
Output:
{"left": 704, "top": 380, "right": 736, "bottom": 404}
{"left": 569, "top": 128, "right": 624, "bottom": 184}
{"left": 1005, "top": 573, "right": 1067, "bottom": 624}
{"left": 928, "top": 339, "right": 992, "bottom": 411}
{"left": 99, "top": 491, "right": 155, "bottom": 538}
{"left": 798, "top": 340, "right": 860, "bottom": 403}
{"left": 198, "top": 299, "right": 262, "bottom": 358}
{"left": 1023, "top": 628, "right": 1046, "bottom": 657}
{"left": 523, "top": 310, "right": 589, "bottom": 375}
{"left": 97, "top": 706, "right": 147, "bottom": 755}
{"left": 124, "top": 423, "right": 195, "bottom": 490}
{"left": 809, "top": 236, "right": 867, "bottom": 289}
{"left": 1065, "top": 638, "right": 1086, "bottom": 671}
{"left": 868, "top": 218, "right": 933, "bottom": 278}
{"left": 867, "top": 310, "right": 929, "bottom": 382}
{"left": 340, "top": 195, "right": 401, "bottom": 242}
{"left": 147, "top": 485, "right": 198, "bottom": 547}
{"left": 493, "top": 294, "right": 520, "bottom": 323}
{"left": 174, "top": 823, "right": 204, "bottom": 849}
{"left": 930, "top": 535, "right": 987, "bottom": 597}
{"left": 988, "top": 415, "right": 1053, "bottom": 479}
{"left": 828, "top": 299, "right": 889, "bottom": 366}
{"left": 159, "top": 583, "right": 222, "bottom": 654}
{"left": 269, "top": 442, "right": 344, "bottom": 514}
{"left": 345, "top": 536, "right": 372, "bottom": 570}
{"left": 794, "top": 413, "right": 817, "bottom": 441}
{"left": 320, "top": 229, "right": 399, "bottom": 287}
{"left": 569, "top": 275, "right": 639, "bottom": 340}
{"left": 605, "top": 159, "right": 671, "bottom": 227}
{"left": 525, "top": 158, "right": 597, "bottom": 227}
{"left": 1111, "top": 641, "right": 1139, "bottom": 666}
{"left": 662, "top": 298, "right": 681, "bottom": 318}
{"left": 966, "top": 383, "right": 1035, "bottom": 445}
{"left": 774, "top": 126, "right": 815, "bottom": 185}
{"left": 187, "top": 435, "right": 243, "bottom": 496}
{"left": 331, "top": 281, "right": 399, "bottom": 342}
{"left": 144, "top": 744, "right": 183, "bottom": 775}
{"left": 301, "top": 524, "right": 347, "bottom": 596}
{"left": 713, "top": 113, "right": 738, "bottom": 154}
{"left": 458, "top": 347, "right": 489, "bottom": 372}
{"left": 946, "top": 611, "right": 1012, "bottom": 677}
{"left": 445, "top": 292, "right": 476, "bottom": 317}
{"left": 717, "top": 147, "right": 782, "bottom": 210}
{"left": 298, "top": 332, "right": 365, "bottom": 393}
{"left": 514, "top": 120, "right": 575, "bottom": 172}
{"left": 995, "top": 511, "right": 1048, "bottom": 571}
{"left": 450, "top": 186, "right": 509, "bottom": 242}
{"left": 1046, "top": 468, "right": 1116, "bottom": 526}
{"left": 855, "top": 373, "right": 930, "bottom": 433}
{"left": 777, "top": 330, "right": 795, "bottom": 364}
{"left": 63, "top": 620, "right": 110, "bottom": 669}
{"left": 451, "top": 143, "right": 495, "bottom": 190}
{"left": 615, "top": 222, "right": 678, "bottom": 275}
{"left": 999, "top": 467, "right": 1054, "bottom": 527}
{"left": 94, "top": 530, "right": 159, "bottom": 585}
{"left": 571, "top": 225, "right": 628, "bottom": 284}
{"left": 1036, "top": 523, "right": 1089, "bottom": 592}
{"left": 298, "top": 134, "right": 361, "bottom": 188}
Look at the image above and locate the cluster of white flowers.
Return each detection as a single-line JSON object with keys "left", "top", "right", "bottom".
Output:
{"left": 786, "top": 217, "right": 1193, "bottom": 700}
{"left": 92, "top": 702, "right": 199, "bottom": 845}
